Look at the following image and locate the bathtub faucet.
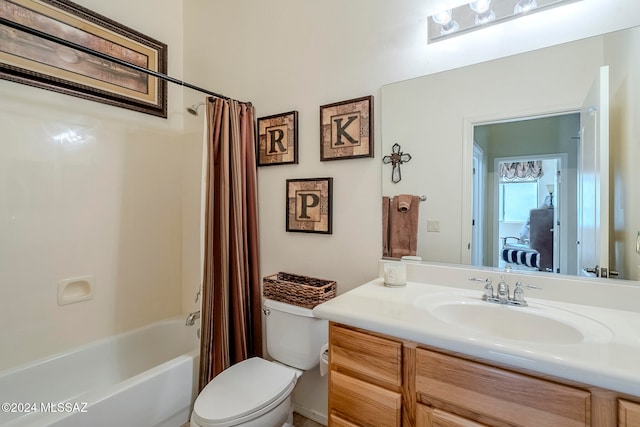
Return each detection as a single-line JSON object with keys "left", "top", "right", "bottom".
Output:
{"left": 186, "top": 310, "right": 200, "bottom": 326}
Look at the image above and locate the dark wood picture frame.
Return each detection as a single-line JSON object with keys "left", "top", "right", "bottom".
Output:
{"left": 0, "top": 0, "right": 168, "bottom": 118}
{"left": 286, "top": 177, "right": 333, "bottom": 234}
{"left": 257, "top": 111, "right": 298, "bottom": 166}
{"left": 320, "top": 95, "right": 373, "bottom": 161}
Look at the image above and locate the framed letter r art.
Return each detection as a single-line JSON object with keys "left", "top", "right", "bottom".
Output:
{"left": 286, "top": 177, "right": 333, "bottom": 234}
{"left": 257, "top": 111, "right": 298, "bottom": 166}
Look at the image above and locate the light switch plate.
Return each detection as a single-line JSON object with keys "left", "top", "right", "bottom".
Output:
{"left": 427, "top": 220, "right": 440, "bottom": 232}
{"left": 636, "top": 231, "right": 640, "bottom": 255}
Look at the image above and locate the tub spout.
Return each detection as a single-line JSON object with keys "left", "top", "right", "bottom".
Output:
{"left": 186, "top": 311, "right": 200, "bottom": 326}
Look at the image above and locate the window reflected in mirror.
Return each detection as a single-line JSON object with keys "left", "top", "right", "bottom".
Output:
{"left": 499, "top": 181, "right": 538, "bottom": 222}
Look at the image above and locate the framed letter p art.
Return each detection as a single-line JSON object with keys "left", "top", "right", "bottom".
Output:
{"left": 257, "top": 111, "right": 298, "bottom": 166}
{"left": 286, "top": 178, "right": 333, "bottom": 234}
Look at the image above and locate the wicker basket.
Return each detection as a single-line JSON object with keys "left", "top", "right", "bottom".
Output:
{"left": 263, "top": 272, "right": 336, "bottom": 309}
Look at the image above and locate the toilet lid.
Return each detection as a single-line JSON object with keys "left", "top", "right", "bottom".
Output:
{"left": 192, "top": 357, "right": 297, "bottom": 427}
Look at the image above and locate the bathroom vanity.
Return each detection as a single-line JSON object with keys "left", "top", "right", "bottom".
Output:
{"left": 313, "top": 262, "right": 640, "bottom": 427}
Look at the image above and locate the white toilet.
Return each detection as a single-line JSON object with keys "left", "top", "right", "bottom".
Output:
{"left": 190, "top": 298, "right": 328, "bottom": 427}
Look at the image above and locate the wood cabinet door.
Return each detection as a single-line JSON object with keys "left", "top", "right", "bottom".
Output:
{"left": 330, "top": 370, "right": 401, "bottom": 427}
{"left": 415, "top": 348, "right": 590, "bottom": 427}
{"left": 620, "top": 399, "right": 640, "bottom": 427}
{"left": 330, "top": 323, "right": 402, "bottom": 390}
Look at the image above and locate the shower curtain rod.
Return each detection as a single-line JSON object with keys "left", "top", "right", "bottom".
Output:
{"left": 0, "top": 17, "right": 246, "bottom": 104}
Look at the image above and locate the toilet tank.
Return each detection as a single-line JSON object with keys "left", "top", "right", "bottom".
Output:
{"left": 264, "top": 299, "right": 328, "bottom": 370}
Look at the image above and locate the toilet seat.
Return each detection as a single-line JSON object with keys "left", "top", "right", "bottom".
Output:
{"left": 192, "top": 357, "right": 298, "bottom": 427}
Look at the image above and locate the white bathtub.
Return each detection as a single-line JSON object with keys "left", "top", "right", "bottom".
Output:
{"left": 0, "top": 318, "right": 200, "bottom": 427}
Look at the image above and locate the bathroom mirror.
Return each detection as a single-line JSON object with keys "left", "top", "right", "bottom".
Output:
{"left": 381, "top": 25, "right": 640, "bottom": 281}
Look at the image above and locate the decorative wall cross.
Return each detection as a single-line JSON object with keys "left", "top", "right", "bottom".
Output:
{"left": 382, "top": 143, "right": 412, "bottom": 183}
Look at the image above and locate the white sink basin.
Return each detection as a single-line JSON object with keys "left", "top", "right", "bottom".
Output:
{"left": 417, "top": 294, "right": 613, "bottom": 344}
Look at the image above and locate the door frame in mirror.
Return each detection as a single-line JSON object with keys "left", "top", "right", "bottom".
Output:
{"left": 461, "top": 105, "right": 581, "bottom": 266}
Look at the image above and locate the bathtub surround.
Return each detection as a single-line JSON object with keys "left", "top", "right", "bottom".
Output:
{"left": 0, "top": 0, "right": 186, "bottom": 373}
{"left": 0, "top": 318, "right": 198, "bottom": 427}
{"left": 199, "top": 97, "right": 262, "bottom": 389}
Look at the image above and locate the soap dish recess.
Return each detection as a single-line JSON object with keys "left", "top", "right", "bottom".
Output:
{"left": 57, "top": 276, "right": 94, "bottom": 306}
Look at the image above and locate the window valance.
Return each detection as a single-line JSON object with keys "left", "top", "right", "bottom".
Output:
{"left": 499, "top": 160, "right": 543, "bottom": 182}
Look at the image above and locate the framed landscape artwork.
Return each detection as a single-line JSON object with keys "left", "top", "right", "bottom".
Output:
{"left": 0, "top": 0, "right": 168, "bottom": 117}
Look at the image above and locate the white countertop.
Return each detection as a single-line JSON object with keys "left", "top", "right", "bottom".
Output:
{"left": 313, "top": 277, "right": 640, "bottom": 396}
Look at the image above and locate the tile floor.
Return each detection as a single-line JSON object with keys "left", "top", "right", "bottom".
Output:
{"left": 293, "top": 412, "right": 325, "bottom": 427}
{"left": 181, "top": 412, "right": 324, "bottom": 427}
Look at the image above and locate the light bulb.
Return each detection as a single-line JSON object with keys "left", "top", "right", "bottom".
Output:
{"left": 514, "top": 0, "right": 538, "bottom": 13}
{"left": 469, "top": 0, "right": 495, "bottom": 25}
{"left": 469, "top": 0, "right": 491, "bottom": 14}
{"left": 432, "top": 9, "right": 453, "bottom": 25}
{"left": 432, "top": 9, "right": 459, "bottom": 35}
{"left": 441, "top": 19, "right": 460, "bottom": 35}
{"left": 475, "top": 9, "right": 496, "bottom": 24}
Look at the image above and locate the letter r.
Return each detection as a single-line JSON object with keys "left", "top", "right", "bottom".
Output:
{"left": 267, "top": 127, "right": 287, "bottom": 154}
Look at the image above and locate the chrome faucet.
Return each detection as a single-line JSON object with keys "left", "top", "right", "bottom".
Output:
{"left": 470, "top": 277, "right": 541, "bottom": 307}
{"left": 185, "top": 310, "right": 200, "bottom": 326}
{"left": 497, "top": 279, "right": 510, "bottom": 303}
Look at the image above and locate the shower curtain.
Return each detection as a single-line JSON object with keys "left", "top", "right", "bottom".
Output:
{"left": 198, "top": 96, "right": 262, "bottom": 390}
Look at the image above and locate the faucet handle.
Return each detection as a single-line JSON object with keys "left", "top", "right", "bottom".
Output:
{"left": 512, "top": 282, "right": 541, "bottom": 306}
{"left": 484, "top": 282, "right": 495, "bottom": 300}
{"left": 469, "top": 277, "right": 494, "bottom": 300}
{"left": 513, "top": 282, "right": 525, "bottom": 303}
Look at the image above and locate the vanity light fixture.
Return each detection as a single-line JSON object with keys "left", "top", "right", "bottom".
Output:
{"left": 428, "top": 0, "right": 581, "bottom": 43}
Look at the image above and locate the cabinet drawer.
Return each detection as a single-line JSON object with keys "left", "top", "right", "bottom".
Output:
{"left": 330, "top": 323, "right": 402, "bottom": 389}
{"left": 619, "top": 399, "right": 640, "bottom": 427}
{"left": 415, "top": 348, "right": 590, "bottom": 427}
{"left": 329, "top": 413, "right": 361, "bottom": 427}
{"left": 417, "top": 404, "right": 488, "bottom": 427}
{"left": 330, "top": 370, "right": 401, "bottom": 427}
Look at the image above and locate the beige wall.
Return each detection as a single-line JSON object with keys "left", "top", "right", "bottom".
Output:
{"left": 0, "top": 0, "right": 186, "bottom": 371}
{"left": 181, "top": 0, "right": 640, "bottom": 422}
